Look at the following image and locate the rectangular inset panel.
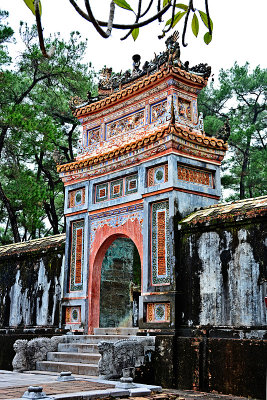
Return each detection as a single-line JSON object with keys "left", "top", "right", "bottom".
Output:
{"left": 110, "top": 179, "right": 123, "bottom": 199}
{"left": 178, "top": 164, "right": 213, "bottom": 187}
{"left": 178, "top": 97, "right": 191, "bottom": 120}
{"left": 65, "top": 306, "right": 81, "bottom": 324}
{"left": 151, "top": 200, "right": 170, "bottom": 285}
{"left": 96, "top": 183, "right": 108, "bottom": 202}
{"left": 75, "top": 228, "right": 83, "bottom": 284}
{"left": 70, "top": 220, "right": 84, "bottom": 291}
{"left": 157, "top": 211, "right": 166, "bottom": 276}
{"left": 87, "top": 127, "right": 100, "bottom": 145}
{"left": 68, "top": 188, "right": 85, "bottom": 208}
{"left": 150, "top": 99, "right": 167, "bottom": 123}
{"left": 147, "top": 164, "right": 168, "bottom": 187}
{"left": 106, "top": 109, "right": 145, "bottom": 139}
{"left": 125, "top": 174, "right": 138, "bottom": 195}
{"left": 147, "top": 303, "right": 170, "bottom": 323}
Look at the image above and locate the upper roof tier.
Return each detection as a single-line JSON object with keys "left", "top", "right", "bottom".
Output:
{"left": 57, "top": 33, "right": 229, "bottom": 178}
{"left": 70, "top": 31, "right": 211, "bottom": 118}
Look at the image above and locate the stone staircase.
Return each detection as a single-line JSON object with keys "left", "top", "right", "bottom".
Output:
{"left": 36, "top": 328, "right": 139, "bottom": 376}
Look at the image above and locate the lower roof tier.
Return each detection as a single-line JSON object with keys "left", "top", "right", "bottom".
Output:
{"left": 57, "top": 123, "right": 227, "bottom": 184}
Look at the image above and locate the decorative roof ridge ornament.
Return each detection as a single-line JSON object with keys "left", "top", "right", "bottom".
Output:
{"left": 74, "top": 65, "right": 208, "bottom": 117}
{"left": 70, "top": 31, "right": 211, "bottom": 114}
{"left": 68, "top": 31, "right": 211, "bottom": 111}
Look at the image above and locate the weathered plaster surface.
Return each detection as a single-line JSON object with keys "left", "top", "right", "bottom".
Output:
{"left": 197, "top": 228, "right": 266, "bottom": 327}
{"left": 0, "top": 251, "right": 64, "bottom": 329}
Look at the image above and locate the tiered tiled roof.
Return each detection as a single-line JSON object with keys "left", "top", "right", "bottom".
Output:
{"left": 179, "top": 195, "right": 267, "bottom": 227}
{"left": 57, "top": 123, "right": 227, "bottom": 174}
{"left": 74, "top": 65, "right": 208, "bottom": 117}
{"left": 0, "top": 234, "right": 65, "bottom": 258}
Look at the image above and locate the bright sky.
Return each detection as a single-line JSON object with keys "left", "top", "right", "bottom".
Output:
{"left": 2, "top": 0, "right": 267, "bottom": 77}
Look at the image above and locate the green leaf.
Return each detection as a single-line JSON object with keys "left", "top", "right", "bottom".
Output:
{"left": 166, "top": 11, "right": 186, "bottom": 27}
{"left": 198, "top": 10, "right": 213, "bottom": 32}
{"left": 175, "top": 3, "right": 188, "bottom": 11}
{"left": 191, "top": 13, "right": 199, "bottom": 37}
{"left": 23, "top": 0, "right": 42, "bottom": 16}
{"left": 204, "top": 31, "right": 212, "bottom": 44}
{"left": 163, "top": 0, "right": 171, "bottom": 6}
{"left": 131, "top": 28, "right": 139, "bottom": 41}
{"left": 113, "top": 0, "right": 133, "bottom": 11}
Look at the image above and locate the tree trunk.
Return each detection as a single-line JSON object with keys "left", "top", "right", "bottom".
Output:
{"left": 0, "top": 182, "right": 21, "bottom": 242}
{"left": 239, "top": 133, "right": 252, "bottom": 199}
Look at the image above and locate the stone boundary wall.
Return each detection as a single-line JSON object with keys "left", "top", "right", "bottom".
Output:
{"left": 0, "top": 240, "right": 65, "bottom": 330}
{"left": 177, "top": 216, "right": 266, "bottom": 329}
{"left": 154, "top": 334, "right": 267, "bottom": 399}
{"left": 161, "top": 207, "right": 267, "bottom": 399}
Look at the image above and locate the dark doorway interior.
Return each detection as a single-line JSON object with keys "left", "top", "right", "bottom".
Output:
{"left": 99, "top": 238, "right": 141, "bottom": 328}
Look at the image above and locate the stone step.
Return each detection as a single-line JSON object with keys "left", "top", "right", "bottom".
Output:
{"left": 62, "top": 334, "right": 137, "bottom": 344}
{"left": 36, "top": 360, "right": 99, "bottom": 375}
{"left": 94, "top": 327, "right": 139, "bottom": 336}
{"left": 58, "top": 343, "right": 99, "bottom": 353}
{"left": 47, "top": 351, "right": 100, "bottom": 364}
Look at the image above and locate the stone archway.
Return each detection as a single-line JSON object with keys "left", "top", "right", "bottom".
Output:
{"left": 88, "top": 218, "right": 143, "bottom": 333}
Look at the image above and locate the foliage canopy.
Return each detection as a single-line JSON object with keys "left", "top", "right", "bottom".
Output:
{"left": 0, "top": 12, "right": 95, "bottom": 244}
{"left": 198, "top": 62, "right": 267, "bottom": 200}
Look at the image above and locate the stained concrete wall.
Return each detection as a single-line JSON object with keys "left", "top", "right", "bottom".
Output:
{"left": 0, "top": 250, "right": 64, "bottom": 329}
{"left": 154, "top": 334, "right": 267, "bottom": 399}
{"left": 158, "top": 214, "right": 267, "bottom": 399}
{"left": 177, "top": 219, "right": 267, "bottom": 329}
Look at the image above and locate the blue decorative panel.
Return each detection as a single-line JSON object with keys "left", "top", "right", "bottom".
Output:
{"left": 110, "top": 178, "right": 123, "bottom": 199}
{"left": 96, "top": 183, "right": 108, "bottom": 202}
{"left": 125, "top": 174, "right": 138, "bottom": 195}
{"left": 147, "top": 302, "right": 170, "bottom": 323}
{"left": 148, "top": 164, "right": 168, "bottom": 187}
{"left": 151, "top": 200, "right": 170, "bottom": 285}
{"left": 68, "top": 188, "right": 85, "bottom": 208}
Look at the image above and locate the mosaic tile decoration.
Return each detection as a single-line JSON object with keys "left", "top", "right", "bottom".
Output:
{"left": 96, "top": 183, "right": 108, "bottom": 202}
{"left": 178, "top": 164, "right": 213, "bottom": 187}
{"left": 147, "top": 302, "right": 170, "bottom": 323}
{"left": 110, "top": 178, "right": 123, "bottom": 199}
{"left": 106, "top": 109, "right": 145, "bottom": 139}
{"left": 95, "top": 174, "right": 138, "bottom": 203}
{"left": 147, "top": 164, "right": 168, "bottom": 187}
{"left": 70, "top": 220, "right": 84, "bottom": 291}
{"left": 151, "top": 100, "right": 167, "bottom": 123}
{"left": 90, "top": 203, "right": 143, "bottom": 247}
{"left": 65, "top": 306, "right": 81, "bottom": 324}
{"left": 68, "top": 188, "right": 85, "bottom": 208}
{"left": 151, "top": 200, "right": 170, "bottom": 285}
{"left": 178, "top": 97, "right": 191, "bottom": 120}
{"left": 125, "top": 174, "right": 138, "bottom": 195}
{"left": 87, "top": 127, "right": 100, "bottom": 145}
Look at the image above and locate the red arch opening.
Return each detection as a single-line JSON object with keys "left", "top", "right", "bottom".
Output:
{"left": 87, "top": 218, "right": 143, "bottom": 333}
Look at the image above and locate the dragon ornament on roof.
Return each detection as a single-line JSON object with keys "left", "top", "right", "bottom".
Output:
{"left": 69, "top": 31, "right": 211, "bottom": 110}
